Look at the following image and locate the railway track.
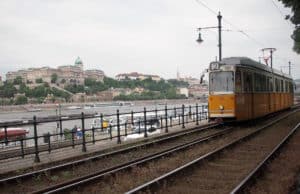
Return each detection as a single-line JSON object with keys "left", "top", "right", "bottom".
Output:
{"left": 230, "top": 122, "right": 300, "bottom": 194}
{"left": 24, "top": 110, "right": 298, "bottom": 194}
{"left": 126, "top": 110, "right": 300, "bottom": 194}
{"left": 0, "top": 123, "right": 223, "bottom": 193}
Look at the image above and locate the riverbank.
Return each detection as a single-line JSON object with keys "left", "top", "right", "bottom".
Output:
{"left": 0, "top": 99, "right": 206, "bottom": 114}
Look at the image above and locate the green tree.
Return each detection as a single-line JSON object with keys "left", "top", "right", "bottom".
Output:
{"left": 13, "top": 76, "right": 23, "bottom": 85}
{"left": 64, "top": 84, "right": 84, "bottom": 93}
{"left": 51, "top": 73, "right": 58, "bottom": 83}
{"left": 35, "top": 78, "right": 43, "bottom": 83}
{"left": 15, "top": 95, "right": 28, "bottom": 105}
{"left": 278, "top": 0, "right": 300, "bottom": 53}
{"left": 0, "top": 82, "right": 17, "bottom": 98}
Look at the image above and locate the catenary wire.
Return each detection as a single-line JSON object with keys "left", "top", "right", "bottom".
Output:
{"left": 194, "top": 0, "right": 265, "bottom": 47}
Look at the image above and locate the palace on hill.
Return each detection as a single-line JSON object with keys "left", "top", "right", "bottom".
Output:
{"left": 5, "top": 57, "right": 105, "bottom": 85}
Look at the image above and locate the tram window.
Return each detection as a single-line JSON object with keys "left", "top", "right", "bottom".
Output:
{"left": 235, "top": 70, "right": 241, "bottom": 92}
{"left": 254, "top": 73, "right": 264, "bottom": 92}
{"left": 243, "top": 72, "right": 252, "bottom": 92}
{"left": 268, "top": 77, "right": 273, "bottom": 92}
{"left": 262, "top": 75, "right": 267, "bottom": 92}
{"left": 254, "top": 73, "right": 259, "bottom": 91}
{"left": 275, "top": 78, "right": 280, "bottom": 92}
{"left": 209, "top": 71, "right": 234, "bottom": 92}
{"left": 280, "top": 80, "right": 284, "bottom": 92}
{"left": 290, "top": 82, "right": 294, "bottom": 93}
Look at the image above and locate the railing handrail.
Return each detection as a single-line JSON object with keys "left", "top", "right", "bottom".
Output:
{"left": 0, "top": 103, "right": 208, "bottom": 162}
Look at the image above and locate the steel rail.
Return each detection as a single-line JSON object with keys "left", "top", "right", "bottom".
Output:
{"left": 0, "top": 123, "right": 219, "bottom": 183}
{"left": 32, "top": 127, "right": 233, "bottom": 194}
{"left": 230, "top": 122, "right": 300, "bottom": 194}
{"left": 125, "top": 109, "right": 299, "bottom": 194}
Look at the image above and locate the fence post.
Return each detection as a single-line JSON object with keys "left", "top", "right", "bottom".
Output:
{"left": 33, "top": 116, "right": 40, "bottom": 163}
{"left": 202, "top": 105, "right": 204, "bottom": 120}
{"left": 189, "top": 105, "right": 192, "bottom": 119}
{"left": 138, "top": 120, "right": 141, "bottom": 134}
{"left": 59, "top": 116, "right": 63, "bottom": 139}
{"left": 131, "top": 111, "right": 134, "bottom": 129}
{"left": 155, "top": 108, "right": 158, "bottom": 119}
{"left": 125, "top": 122, "right": 127, "bottom": 136}
{"left": 165, "top": 105, "right": 168, "bottom": 133}
{"left": 47, "top": 132, "right": 51, "bottom": 153}
{"left": 4, "top": 126, "right": 8, "bottom": 145}
{"left": 196, "top": 103, "right": 199, "bottom": 125}
{"left": 100, "top": 113, "right": 104, "bottom": 132}
{"left": 182, "top": 104, "right": 185, "bottom": 129}
{"left": 81, "top": 112, "right": 87, "bottom": 152}
{"left": 144, "top": 107, "right": 147, "bottom": 138}
{"left": 109, "top": 124, "right": 112, "bottom": 140}
{"left": 174, "top": 107, "right": 177, "bottom": 118}
{"left": 92, "top": 127, "right": 95, "bottom": 144}
{"left": 117, "top": 109, "right": 121, "bottom": 144}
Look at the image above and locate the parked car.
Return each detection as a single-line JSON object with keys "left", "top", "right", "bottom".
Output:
{"left": 132, "top": 117, "right": 160, "bottom": 133}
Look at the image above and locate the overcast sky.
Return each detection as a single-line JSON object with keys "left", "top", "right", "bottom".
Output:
{"left": 0, "top": 0, "right": 299, "bottom": 80}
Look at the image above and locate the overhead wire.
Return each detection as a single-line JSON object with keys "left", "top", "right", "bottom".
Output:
{"left": 194, "top": 0, "right": 266, "bottom": 47}
{"left": 269, "top": 0, "right": 293, "bottom": 27}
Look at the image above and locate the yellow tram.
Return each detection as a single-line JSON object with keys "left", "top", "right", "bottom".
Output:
{"left": 208, "top": 57, "right": 294, "bottom": 121}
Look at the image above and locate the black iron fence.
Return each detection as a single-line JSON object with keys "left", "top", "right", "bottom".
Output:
{"left": 0, "top": 103, "right": 208, "bottom": 162}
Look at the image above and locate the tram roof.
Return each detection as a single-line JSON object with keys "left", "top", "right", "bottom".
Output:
{"left": 218, "top": 57, "right": 292, "bottom": 79}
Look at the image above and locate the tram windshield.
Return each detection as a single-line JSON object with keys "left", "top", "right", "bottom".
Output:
{"left": 209, "top": 71, "right": 234, "bottom": 93}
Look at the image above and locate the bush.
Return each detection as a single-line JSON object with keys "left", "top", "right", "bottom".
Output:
{"left": 63, "top": 128, "right": 72, "bottom": 140}
{"left": 15, "top": 96, "right": 28, "bottom": 105}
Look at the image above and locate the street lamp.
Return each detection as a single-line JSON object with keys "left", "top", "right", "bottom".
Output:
{"left": 197, "top": 12, "right": 222, "bottom": 61}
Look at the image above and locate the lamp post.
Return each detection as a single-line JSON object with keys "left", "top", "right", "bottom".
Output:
{"left": 197, "top": 12, "right": 222, "bottom": 61}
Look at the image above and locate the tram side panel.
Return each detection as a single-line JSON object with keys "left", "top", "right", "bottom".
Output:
{"left": 235, "top": 93, "right": 253, "bottom": 121}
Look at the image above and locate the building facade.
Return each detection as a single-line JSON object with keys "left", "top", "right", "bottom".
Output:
{"left": 115, "top": 72, "right": 161, "bottom": 81}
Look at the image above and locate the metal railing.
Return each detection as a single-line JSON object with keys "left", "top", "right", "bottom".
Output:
{"left": 0, "top": 103, "right": 208, "bottom": 162}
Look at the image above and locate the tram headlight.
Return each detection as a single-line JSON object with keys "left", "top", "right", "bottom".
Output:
{"left": 219, "top": 105, "right": 224, "bottom": 110}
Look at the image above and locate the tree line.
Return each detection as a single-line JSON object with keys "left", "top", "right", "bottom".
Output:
{"left": 0, "top": 76, "right": 189, "bottom": 105}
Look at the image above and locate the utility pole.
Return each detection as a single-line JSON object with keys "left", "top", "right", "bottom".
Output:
{"left": 288, "top": 61, "right": 291, "bottom": 75}
{"left": 197, "top": 11, "right": 223, "bottom": 61}
{"left": 217, "top": 12, "right": 222, "bottom": 61}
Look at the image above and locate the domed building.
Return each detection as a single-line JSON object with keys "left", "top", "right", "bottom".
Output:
{"left": 74, "top": 56, "right": 83, "bottom": 70}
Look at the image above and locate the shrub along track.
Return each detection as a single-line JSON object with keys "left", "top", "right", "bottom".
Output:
{"left": 126, "top": 110, "right": 300, "bottom": 194}
{"left": 35, "top": 110, "right": 299, "bottom": 194}
{"left": 0, "top": 123, "right": 223, "bottom": 193}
